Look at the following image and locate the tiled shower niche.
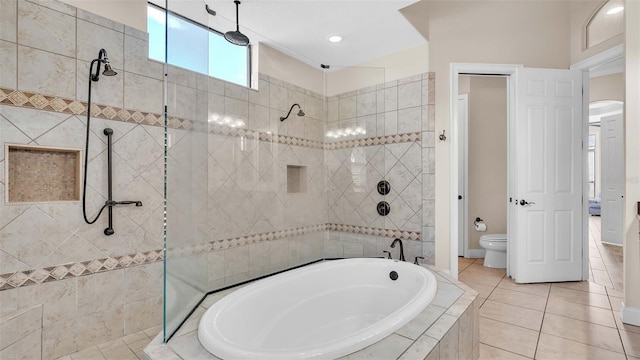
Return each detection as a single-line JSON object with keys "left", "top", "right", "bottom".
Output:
{"left": 5, "top": 144, "right": 81, "bottom": 203}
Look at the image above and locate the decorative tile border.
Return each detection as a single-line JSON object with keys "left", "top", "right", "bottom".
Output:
{"left": 0, "top": 250, "right": 164, "bottom": 290}
{"left": 208, "top": 123, "right": 325, "bottom": 149}
{"left": 0, "top": 87, "right": 191, "bottom": 130}
{"left": 0, "top": 223, "right": 420, "bottom": 290}
{"left": 324, "top": 132, "right": 421, "bottom": 150}
{"left": 326, "top": 223, "right": 421, "bottom": 241}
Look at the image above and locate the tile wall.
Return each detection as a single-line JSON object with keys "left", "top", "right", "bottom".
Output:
{"left": 0, "top": 0, "right": 438, "bottom": 357}
{"left": 324, "top": 74, "right": 436, "bottom": 263}
{"left": 0, "top": 1, "right": 167, "bottom": 357}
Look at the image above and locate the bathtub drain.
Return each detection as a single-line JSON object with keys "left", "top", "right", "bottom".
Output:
{"left": 389, "top": 271, "right": 398, "bottom": 280}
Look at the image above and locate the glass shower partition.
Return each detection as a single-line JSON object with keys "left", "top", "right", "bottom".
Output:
{"left": 162, "top": 0, "right": 210, "bottom": 341}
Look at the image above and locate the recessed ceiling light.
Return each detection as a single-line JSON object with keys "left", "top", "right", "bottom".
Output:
{"left": 328, "top": 35, "right": 342, "bottom": 43}
{"left": 607, "top": 6, "right": 624, "bottom": 14}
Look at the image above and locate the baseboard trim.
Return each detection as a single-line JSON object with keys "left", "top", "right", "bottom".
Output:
{"left": 466, "top": 249, "right": 486, "bottom": 258}
{"left": 621, "top": 303, "right": 640, "bottom": 326}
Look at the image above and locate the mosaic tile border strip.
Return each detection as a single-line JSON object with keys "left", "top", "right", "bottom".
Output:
{"left": 0, "top": 250, "right": 164, "bottom": 291}
{"left": 324, "top": 132, "right": 421, "bottom": 149}
{"left": 166, "top": 224, "right": 328, "bottom": 259}
{"left": 326, "top": 223, "right": 421, "bottom": 241}
{"left": 0, "top": 87, "right": 191, "bottom": 130}
{"left": 208, "top": 124, "right": 325, "bottom": 149}
{"left": 0, "top": 223, "right": 420, "bottom": 290}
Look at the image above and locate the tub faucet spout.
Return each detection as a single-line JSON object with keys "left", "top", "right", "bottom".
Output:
{"left": 390, "top": 239, "right": 405, "bottom": 261}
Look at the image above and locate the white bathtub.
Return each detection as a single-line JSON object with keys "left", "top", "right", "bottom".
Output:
{"left": 198, "top": 258, "right": 437, "bottom": 359}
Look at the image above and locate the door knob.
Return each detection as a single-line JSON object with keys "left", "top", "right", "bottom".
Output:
{"left": 519, "top": 199, "right": 535, "bottom": 206}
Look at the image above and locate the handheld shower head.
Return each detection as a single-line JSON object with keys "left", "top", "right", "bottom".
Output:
{"left": 280, "top": 104, "right": 305, "bottom": 121}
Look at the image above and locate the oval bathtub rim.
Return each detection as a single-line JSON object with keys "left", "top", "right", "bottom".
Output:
{"left": 198, "top": 258, "right": 438, "bottom": 359}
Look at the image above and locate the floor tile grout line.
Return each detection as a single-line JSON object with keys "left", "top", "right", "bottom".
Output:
{"left": 478, "top": 341, "right": 534, "bottom": 359}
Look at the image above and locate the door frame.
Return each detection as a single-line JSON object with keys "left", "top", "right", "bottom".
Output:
{"left": 449, "top": 63, "right": 521, "bottom": 278}
{"left": 571, "top": 44, "right": 624, "bottom": 278}
{"left": 457, "top": 93, "right": 468, "bottom": 257}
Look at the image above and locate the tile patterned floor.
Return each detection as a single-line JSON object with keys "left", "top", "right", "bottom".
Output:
{"left": 463, "top": 216, "right": 640, "bottom": 360}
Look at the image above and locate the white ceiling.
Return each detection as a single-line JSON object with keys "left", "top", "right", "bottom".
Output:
{"left": 160, "top": 0, "right": 426, "bottom": 70}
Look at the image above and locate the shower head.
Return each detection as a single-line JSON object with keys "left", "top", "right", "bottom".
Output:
{"left": 102, "top": 63, "right": 117, "bottom": 77}
{"left": 225, "top": 1, "right": 250, "bottom": 46}
{"left": 280, "top": 104, "right": 305, "bottom": 121}
{"left": 91, "top": 48, "right": 117, "bottom": 81}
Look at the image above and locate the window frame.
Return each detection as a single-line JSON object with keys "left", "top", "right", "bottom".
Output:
{"left": 147, "top": 2, "right": 252, "bottom": 88}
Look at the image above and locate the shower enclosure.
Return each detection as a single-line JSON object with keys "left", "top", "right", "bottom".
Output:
{"left": 160, "top": 2, "right": 429, "bottom": 343}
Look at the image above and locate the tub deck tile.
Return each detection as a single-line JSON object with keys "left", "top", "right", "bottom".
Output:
{"left": 395, "top": 304, "right": 446, "bottom": 340}
{"left": 143, "top": 264, "right": 479, "bottom": 360}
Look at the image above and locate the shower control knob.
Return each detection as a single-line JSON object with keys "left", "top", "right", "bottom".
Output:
{"left": 377, "top": 180, "right": 391, "bottom": 195}
{"left": 377, "top": 201, "right": 390, "bottom": 216}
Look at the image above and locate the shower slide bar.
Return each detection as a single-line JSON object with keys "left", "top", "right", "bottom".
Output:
{"left": 102, "top": 128, "right": 142, "bottom": 236}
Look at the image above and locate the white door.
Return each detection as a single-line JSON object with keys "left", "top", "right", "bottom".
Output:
{"left": 600, "top": 112, "right": 624, "bottom": 245}
{"left": 513, "top": 67, "right": 584, "bottom": 283}
{"left": 458, "top": 94, "right": 469, "bottom": 256}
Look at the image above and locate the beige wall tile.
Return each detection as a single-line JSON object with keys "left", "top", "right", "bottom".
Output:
{"left": 78, "top": 305, "right": 125, "bottom": 349}
{"left": 1, "top": 206, "right": 73, "bottom": 268}
{"left": 0, "top": 0, "right": 16, "bottom": 42}
{"left": 17, "top": 45, "right": 76, "bottom": 98}
{"left": 124, "top": 262, "right": 163, "bottom": 303}
{"left": 77, "top": 8, "right": 123, "bottom": 32}
{"left": 0, "top": 304, "right": 42, "bottom": 350}
{"left": 123, "top": 34, "right": 162, "bottom": 80}
{"left": 439, "top": 320, "right": 459, "bottom": 359}
{"left": 0, "top": 288, "right": 19, "bottom": 315}
{"left": 124, "top": 296, "right": 162, "bottom": 334}
{"left": 458, "top": 305, "right": 474, "bottom": 360}
{"left": 123, "top": 72, "right": 163, "bottom": 114}
{"left": 77, "top": 269, "right": 125, "bottom": 317}
{"left": 42, "top": 318, "right": 77, "bottom": 359}
{"left": 0, "top": 40, "right": 17, "bottom": 89}
{"left": 76, "top": 19, "right": 123, "bottom": 66}
{"left": 0, "top": 327, "right": 41, "bottom": 360}
{"left": 18, "top": 0, "right": 75, "bottom": 57}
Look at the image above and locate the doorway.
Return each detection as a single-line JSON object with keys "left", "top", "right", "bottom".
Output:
{"left": 450, "top": 64, "right": 587, "bottom": 283}
{"left": 457, "top": 75, "right": 508, "bottom": 260}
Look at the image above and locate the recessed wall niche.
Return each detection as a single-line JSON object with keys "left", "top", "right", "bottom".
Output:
{"left": 287, "top": 165, "right": 307, "bottom": 193}
{"left": 6, "top": 144, "right": 81, "bottom": 203}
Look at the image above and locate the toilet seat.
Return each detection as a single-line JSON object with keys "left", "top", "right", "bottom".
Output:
{"left": 480, "top": 234, "right": 507, "bottom": 242}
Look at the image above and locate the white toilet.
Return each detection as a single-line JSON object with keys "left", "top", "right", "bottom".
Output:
{"left": 479, "top": 234, "right": 507, "bottom": 268}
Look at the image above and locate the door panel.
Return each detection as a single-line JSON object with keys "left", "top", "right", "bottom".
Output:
{"left": 514, "top": 68, "right": 583, "bottom": 283}
{"left": 600, "top": 113, "right": 623, "bottom": 245}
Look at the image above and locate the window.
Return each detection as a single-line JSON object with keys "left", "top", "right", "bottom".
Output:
{"left": 588, "top": 134, "right": 596, "bottom": 199}
{"left": 147, "top": 4, "right": 250, "bottom": 87}
{"left": 586, "top": 0, "right": 624, "bottom": 49}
